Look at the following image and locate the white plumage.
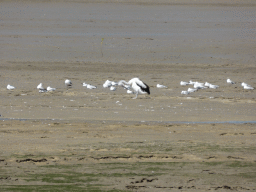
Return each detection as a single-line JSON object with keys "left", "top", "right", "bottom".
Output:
{"left": 181, "top": 91, "right": 189, "bottom": 95}
{"left": 156, "top": 84, "right": 167, "bottom": 88}
{"left": 7, "top": 84, "right": 15, "bottom": 90}
{"left": 47, "top": 86, "right": 56, "bottom": 91}
{"left": 65, "top": 79, "right": 72, "bottom": 86}
{"left": 86, "top": 84, "right": 97, "bottom": 89}
{"left": 243, "top": 84, "right": 254, "bottom": 90}
{"left": 187, "top": 88, "right": 197, "bottom": 93}
{"left": 110, "top": 86, "right": 116, "bottom": 91}
{"left": 37, "top": 83, "right": 44, "bottom": 90}
{"left": 103, "top": 80, "right": 112, "bottom": 88}
{"left": 180, "top": 81, "right": 189, "bottom": 86}
{"left": 227, "top": 79, "right": 235, "bottom": 84}
{"left": 118, "top": 78, "right": 150, "bottom": 99}
{"left": 209, "top": 84, "right": 219, "bottom": 89}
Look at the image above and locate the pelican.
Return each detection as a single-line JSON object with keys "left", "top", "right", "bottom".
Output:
{"left": 7, "top": 84, "right": 15, "bottom": 90}
{"left": 65, "top": 79, "right": 72, "bottom": 87}
{"left": 156, "top": 84, "right": 167, "bottom": 88}
{"left": 118, "top": 78, "right": 150, "bottom": 99}
{"left": 227, "top": 79, "right": 235, "bottom": 84}
{"left": 47, "top": 86, "right": 56, "bottom": 91}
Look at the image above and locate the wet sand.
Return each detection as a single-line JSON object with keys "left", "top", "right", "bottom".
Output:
{"left": 0, "top": 0, "right": 256, "bottom": 191}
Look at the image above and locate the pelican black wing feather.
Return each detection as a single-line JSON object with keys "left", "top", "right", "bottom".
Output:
{"left": 136, "top": 82, "right": 150, "bottom": 95}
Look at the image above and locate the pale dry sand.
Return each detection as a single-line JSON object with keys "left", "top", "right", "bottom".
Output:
{"left": 0, "top": 0, "right": 256, "bottom": 191}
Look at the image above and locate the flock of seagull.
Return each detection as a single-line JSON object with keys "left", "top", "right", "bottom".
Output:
{"left": 180, "top": 78, "right": 254, "bottom": 95}
{"left": 6, "top": 77, "right": 254, "bottom": 99}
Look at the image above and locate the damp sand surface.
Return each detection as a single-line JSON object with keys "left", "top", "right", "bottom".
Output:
{"left": 0, "top": 0, "right": 256, "bottom": 191}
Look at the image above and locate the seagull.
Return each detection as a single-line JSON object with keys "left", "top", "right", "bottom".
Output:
{"left": 47, "top": 86, "right": 56, "bottom": 91}
{"left": 127, "top": 90, "right": 133, "bottom": 94}
{"left": 86, "top": 84, "right": 97, "bottom": 89}
{"left": 243, "top": 84, "right": 254, "bottom": 90}
{"left": 65, "top": 79, "right": 72, "bottom": 87}
{"left": 180, "top": 81, "right": 189, "bottom": 86}
{"left": 189, "top": 80, "right": 196, "bottom": 85}
{"left": 37, "top": 83, "right": 47, "bottom": 92}
{"left": 103, "top": 80, "right": 112, "bottom": 88}
{"left": 194, "top": 82, "right": 206, "bottom": 89}
{"left": 156, "top": 84, "right": 167, "bottom": 88}
{"left": 227, "top": 79, "right": 235, "bottom": 84}
{"left": 209, "top": 84, "right": 219, "bottom": 89}
{"left": 111, "top": 81, "right": 118, "bottom": 86}
{"left": 118, "top": 78, "right": 150, "bottom": 99}
{"left": 7, "top": 84, "right": 15, "bottom": 90}
{"left": 204, "top": 82, "right": 211, "bottom": 87}
{"left": 241, "top": 82, "right": 248, "bottom": 87}
{"left": 187, "top": 88, "right": 197, "bottom": 93}
{"left": 181, "top": 91, "right": 189, "bottom": 95}
{"left": 37, "top": 83, "right": 44, "bottom": 90}
{"left": 110, "top": 86, "right": 116, "bottom": 91}
{"left": 82, "top": 82, "right": 88, "bottom": 87}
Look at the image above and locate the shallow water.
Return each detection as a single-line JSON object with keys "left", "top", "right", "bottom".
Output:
{"left": 0, "top": 1, "right": 255, "bottom": 64}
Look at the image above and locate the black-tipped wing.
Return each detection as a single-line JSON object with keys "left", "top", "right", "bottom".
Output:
{"left": 136, "top": 82, "right": 150, "bottom": 95}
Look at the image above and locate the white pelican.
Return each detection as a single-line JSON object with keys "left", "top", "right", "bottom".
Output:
{"left": 86, "top": 84, "right": 97, "bottom": 89}
{"left": 156, "top": 84, "right": 167, "bottom": 88}
{"left": 227, "top": 79, "right": 235, "bottom": 84}
{"left": 118, "top": 78, "right": 150, "bottom": 99}
{"left": 180, "top": 81, "right": 189, "bottom": 86}
{"left": 7, "top": 84, "right": 15, "bottom": 90}
{"left": 65, "top": 79, "right": 72, "bottom": 87}
{"left": 47, "top": 86, "right": 56, "bottom": 91}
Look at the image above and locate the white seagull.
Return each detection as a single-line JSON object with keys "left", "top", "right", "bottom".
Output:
{"left": 194, "top": 82, "right": 206, "bottom": 89}
{"left": 65, "top": 79, "right": 72, "bottom": 87}
{"left": 227, "top": 79, "right": 235, "bottom": 84}
{"left": 243, "top": 84, "right": 254, "bottom": 90}
{"left": 156, "top": 84, "right": 167, "bottom": 88}
{"left": 37, "top": 83, "right": 47, "bottom": 92}
{"left": 47, "top": 86, "right": 56, "bottom": 91}
{"left": 37, "top": 83, "right": 44, "bottom": 90}
{"left": 241, "top": 82, "right": 248, "bottom": 87}
{"left": 118, "top": 78, "right": 150, "bottom": 99}
{"left": 180, "top": 81, "right": 189, "bottom": 86}
{"left": 86, "top": 84, "right": 97, "bottom": 89}
{"left": 7, "top": 84, "right": 15, "bottom": 90}
{"left": 82, "top": 82, "right": 88, "bottom": 87}
{"left": 181, "top": 91, "right": 189, "bottom": 95}
{"left": 209, "top": 84, "right": 219, "bottom": 89}
{"left": 103, "top": 80, "right": 112, "bottom": 88}
{"left": 187, "top": 88, "right": 197, "bottom": 93}
{"left": 110, "top": 86, "right": 116, "bottom": 91}
{"left": 204, "top": 82, "right": 211, "bottom": 87}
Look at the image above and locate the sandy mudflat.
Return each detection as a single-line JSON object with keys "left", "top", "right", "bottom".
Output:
{"left": 0, "top": 0, "right": 256, "bottom": 191}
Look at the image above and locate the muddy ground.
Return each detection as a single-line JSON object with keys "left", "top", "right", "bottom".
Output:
{"left": 0, "top": 0, "right": 256, "bottom": 191}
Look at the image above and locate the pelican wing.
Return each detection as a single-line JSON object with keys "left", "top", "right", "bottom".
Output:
{"left": 136, "top": 82, "right": 150, "bottom": 94}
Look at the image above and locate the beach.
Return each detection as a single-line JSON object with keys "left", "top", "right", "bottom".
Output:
{"left": 0, "top": 0, "right": 256, "bottom": 191}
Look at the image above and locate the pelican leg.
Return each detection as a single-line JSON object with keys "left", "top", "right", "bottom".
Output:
{"left": 133, "top": 92, "right": 138, "bottom": 99}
